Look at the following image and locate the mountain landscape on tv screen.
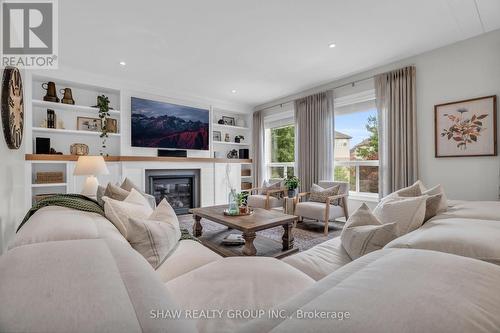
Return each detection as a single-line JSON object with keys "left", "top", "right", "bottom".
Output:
{"left": 131, "top": 97, "right": 209, "bottom": 150}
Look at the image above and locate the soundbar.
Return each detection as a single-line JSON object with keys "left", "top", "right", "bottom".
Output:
{"left": 158, "top": 149, "right": 188, "bottom": 157}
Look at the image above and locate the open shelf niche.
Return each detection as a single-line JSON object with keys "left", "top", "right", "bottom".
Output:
{"left": 31, "top": 75, "right": 121, "bottom": 156}
{"left": 211, "top": 108, "right": 253, "bottom": 190}
{"left": 26, "top": 75, "right": 122, "bottom": 207}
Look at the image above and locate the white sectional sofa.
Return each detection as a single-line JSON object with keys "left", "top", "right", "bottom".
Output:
{"left": 2, "top": 201, "right": 500, "bottom": 332}
{"left": 284, "top": 199, "right": 500, "bottom": 280}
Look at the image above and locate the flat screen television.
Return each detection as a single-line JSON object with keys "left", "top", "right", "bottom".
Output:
{"left": 131, "top": 97, "right": 209, "bottom": 150}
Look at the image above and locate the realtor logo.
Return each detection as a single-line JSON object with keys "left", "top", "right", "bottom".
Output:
{"left": 1, "top": 0, "right": 58, "bottom": 68}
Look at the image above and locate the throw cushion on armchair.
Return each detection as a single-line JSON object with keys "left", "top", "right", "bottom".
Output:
{"left": 262, "top": 180, "right": 284, "bottom": 199}
{"left": 309, "top": 184, "right": 340, "bottom": 203}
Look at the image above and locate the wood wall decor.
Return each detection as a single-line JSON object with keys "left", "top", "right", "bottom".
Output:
{"left": 1, "top": 67, "right": 24, "bottom": 149}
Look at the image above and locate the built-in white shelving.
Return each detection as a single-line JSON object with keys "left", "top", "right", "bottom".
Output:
{"left": 32, "top": 183, "right": 67, "bottom": 188}
{"left": 212, "top": 123, "right": 250, "bottom": 131}
{"left": 27, "top": 74, "right": 123, "bottom": 208}
{"left": 33, "top": 99, "right": 121, "bottom": 116}
{"left": 25, "top": 74, "right": 254, "bottom": 210}
{"left": 213, "top": 141, "right": 249, "bottom": 146}
{"left": 32, "top": 127, "right": 121, "bottom": 137}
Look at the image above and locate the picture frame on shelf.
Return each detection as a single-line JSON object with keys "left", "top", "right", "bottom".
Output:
{"left": 77, "top": 116, "right": 102, "bottom": 132}
{"left": 435, "top": 95, "right": 497, "bottom": 157}
{"left": 105, "top": 118, "right": 118, "bottom": 133}
{"left": 213, "top": 130, "right": 222, "bottom": 141}
{"left": 222, "top": 116, "right": 235, "bottom": 126}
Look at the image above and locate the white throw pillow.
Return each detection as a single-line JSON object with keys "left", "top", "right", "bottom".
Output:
{"left": 423, "top": 184, "right": 448, "bottom": 213}
{"left": 103, "top": 189, "right": 154, "bottom": 238}
{"left": 341, "top": 203, "right": 398, "bottom": 260}
{"left": 373, "top": 196, "right": 427, "bottom": 236}
{"left": 127, "top": 199, "right": 181, "bottom": 269}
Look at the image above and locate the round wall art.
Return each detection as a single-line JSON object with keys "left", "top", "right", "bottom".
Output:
{"left": 1, "top": 67, "right": 24, "bottom": 149}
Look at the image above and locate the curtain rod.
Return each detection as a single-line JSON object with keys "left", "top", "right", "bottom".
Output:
{"left": 257, "top": 75, "right": 375, "bottom": 112}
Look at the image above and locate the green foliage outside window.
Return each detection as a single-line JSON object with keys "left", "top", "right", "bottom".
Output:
{"left": 355, "top": 115, "right": 378, "bottom": 160}
{"left": 271, "top": 126, "right": 295, "bottom": 162}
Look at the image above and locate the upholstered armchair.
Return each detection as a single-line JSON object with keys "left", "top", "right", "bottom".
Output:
{"left": 242, "top": 183, "right": 287, "bottom": 210}
{"left": 294, "top": 181, "right": 349, "bottom": 235}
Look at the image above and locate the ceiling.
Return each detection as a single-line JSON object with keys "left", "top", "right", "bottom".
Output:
{"left": 59, "top": 0, "right": 500, "bottom": 108}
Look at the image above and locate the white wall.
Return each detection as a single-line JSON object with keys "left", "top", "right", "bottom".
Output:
{"left": 256, "top": 29, "right": 500, "bottom": 201}
{"left": 0, "top": 70, "right": 27, "bottom": 253}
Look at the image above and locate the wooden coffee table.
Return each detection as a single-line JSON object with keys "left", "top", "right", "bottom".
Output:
{"left": 189, "top": 205, "right": 299, "bottom": 258}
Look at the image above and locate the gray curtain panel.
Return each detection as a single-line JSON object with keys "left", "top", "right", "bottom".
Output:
{"left": 294, "top": 91, "right": 334, "bottom": 192}
{"left": 252, "top": 110, "right": 266, "bottom": 187}
{"left": 375, "top": 66, "right": 418, "bottom": 197}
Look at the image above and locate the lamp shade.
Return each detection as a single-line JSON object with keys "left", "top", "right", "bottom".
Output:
{"left": 73, "top": 156, "right": 110, "bottom": 176}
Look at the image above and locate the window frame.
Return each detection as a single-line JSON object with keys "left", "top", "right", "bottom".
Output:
{"left": 334, "top": 89, "right": 379, "bottom": 201}
{"left": 264, "top": 110, "right": 296, "bottom": 181}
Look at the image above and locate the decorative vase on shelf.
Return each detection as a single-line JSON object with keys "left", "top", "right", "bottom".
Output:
{"left": 60, "top": 88, "right": 75, "bottom": 105}
{"left": 228, "top": 189, "right": 238, "bottom": 215}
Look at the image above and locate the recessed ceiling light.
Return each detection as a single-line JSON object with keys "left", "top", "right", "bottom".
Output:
{"left": 231, "top": 89, "right": 237, "bottom": 94}
{"left": 328, "top": 43, "right": 336, "bottom": 48}
{"left": 119, "top": 61, "right": 126, "bottom": 66}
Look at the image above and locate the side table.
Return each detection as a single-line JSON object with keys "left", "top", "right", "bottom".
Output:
{"left": 283, "top": 197, "right": 297, "bottom": 222}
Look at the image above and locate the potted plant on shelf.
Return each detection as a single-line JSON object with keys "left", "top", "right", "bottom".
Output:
{"left": 284, "top": 175, "right": 300, "bottom": 198}
{"left": 97, "top": 95, "right": 110, "bottom": 156}
{"left": 236, "top": 192, "right": 248, "bottom": 214}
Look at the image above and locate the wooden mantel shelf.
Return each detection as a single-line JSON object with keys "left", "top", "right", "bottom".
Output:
{"left": 25, "top": 154, "right": 252, "bottom": 164}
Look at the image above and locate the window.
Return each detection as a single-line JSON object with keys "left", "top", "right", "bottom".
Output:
{"left": 264, "top": 108, "right": 295, "bottom": 181}
{"left": 333, "top": 88, "right": 379, "bottom": 197}
{"left": 268, "top": 125, "right": 295, "bottom": 179}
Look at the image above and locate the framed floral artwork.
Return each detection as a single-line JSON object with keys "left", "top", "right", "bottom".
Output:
{"left": 435, "top": 95, "right": 497, "bottom": 157}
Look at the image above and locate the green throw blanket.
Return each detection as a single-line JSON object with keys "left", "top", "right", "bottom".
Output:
{"left": 17, "top": 194, "right": 105, "bottom": 232}
{"left": 17, "top": 194, "right": 199, "bottom": 243}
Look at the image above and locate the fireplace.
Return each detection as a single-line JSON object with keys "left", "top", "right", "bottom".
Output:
{"left": 145, "top": 169, "right": 200, "bottom": 215}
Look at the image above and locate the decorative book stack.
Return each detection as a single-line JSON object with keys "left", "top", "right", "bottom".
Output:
{"left": 221, "top": 234, "right": 245, "bottom": 245}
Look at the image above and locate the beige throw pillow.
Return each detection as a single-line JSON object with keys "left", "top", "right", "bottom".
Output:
{"left": 424, "top": 193, "right": 443, "bottom": 222}
{"left": 393, "top": 180, "right": 426, "bottom": 197}
{"left": 120, "top": 177, "right": 157, "bottom": 209}
{"left": 340, "top": 203, "right": 398, "bottom": 260}
{"left": 423, "top": 184, "right": 448, "bottom": 213}
{"left": 103, "top": 189, "right": 154, "bottom": 238}
{"left": 373, "top": 195, "right": 427, "bottom": 236}
{"left": 262, "top": 180, "right": 282, "bottom": 194}
{"left": 309, "top": 184, "right": 340, "bottom": 203}
{"left": 104, "top": 183, "right": 130, "bottom": 201}
{"left": 127, "top": 199, "right": 181, "bottom": 269}
{"left": 96, "top": 185, "right": 107, "bottom": 206}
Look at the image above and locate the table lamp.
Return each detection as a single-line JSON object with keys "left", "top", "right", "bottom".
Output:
{"left": 73, "top": 156, "right": 110, "bottom": 196}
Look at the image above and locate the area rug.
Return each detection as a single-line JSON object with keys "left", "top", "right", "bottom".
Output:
{"left": 178, "top": 214, "right": 344, "bottom": 251}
